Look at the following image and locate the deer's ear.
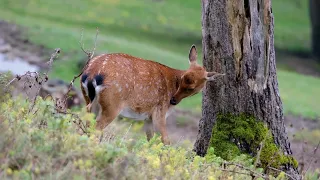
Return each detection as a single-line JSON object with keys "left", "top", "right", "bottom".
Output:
{"left": 206, "top": 72, "right": 225, "bottom": 81}
{"left": 189, "top": 44, "right": 197, "bottom": 65}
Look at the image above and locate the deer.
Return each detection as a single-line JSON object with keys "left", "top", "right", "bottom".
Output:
{"left": 80, "top": 45, "right": 224, "bottom": 144}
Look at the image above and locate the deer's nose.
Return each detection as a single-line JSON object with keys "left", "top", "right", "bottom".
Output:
{"left": 170, "top": 97, "right": 177, "bottom": 105}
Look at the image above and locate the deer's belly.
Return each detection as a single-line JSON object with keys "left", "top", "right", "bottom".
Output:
{"left": 118, "top": 107, "right": 149, "bottom": 120}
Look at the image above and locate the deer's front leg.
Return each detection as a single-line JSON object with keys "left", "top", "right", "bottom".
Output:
{"left": 144, "top": 118, "right": 154, "bottom": 141}
{"left": 152, "top": 111, "right": 170, "bottom": 145}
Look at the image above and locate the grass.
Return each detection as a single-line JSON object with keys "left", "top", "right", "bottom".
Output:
{"left": 294, "top": 129, "right": 320, "bottom": 146}
{"left": 0, "top": 0, "right": 319, "bottom": 119}
{"left": 278, "top": 70, "right": 320, "bottom": 119}
{"left": 273, "top": 0, "right": 311, "bottom": 52}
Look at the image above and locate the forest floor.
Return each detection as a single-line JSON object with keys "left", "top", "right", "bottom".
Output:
{"left": 1, "top": 20, "right": 319, "bottom": 172}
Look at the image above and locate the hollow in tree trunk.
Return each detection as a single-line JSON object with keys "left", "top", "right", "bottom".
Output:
{"left": 193, "top": 0, "right": 301, "bottom": 179}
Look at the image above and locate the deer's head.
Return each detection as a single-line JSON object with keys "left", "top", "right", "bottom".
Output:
{"left": 170, "top": 45, "right": 224, "bottom": 105}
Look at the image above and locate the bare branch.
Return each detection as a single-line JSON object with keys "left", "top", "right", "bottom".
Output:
{"left": 314, "top": 140, "right": 320, "bottom": 154}
{"left": 268, "top": 167, "right": 297, "bottom": 180}
{"left": 90, "top": 27, "right": 99, "bottom": 59}
{"left": 29, "top": 48, "right": 61, "bottom": 113}
{"left": 303, "top": 140, "right": 320, "bottom": 176}
{"left": 79, "top": 28, "right": 90, "bottom": 56}
{"left": 224, "top": 162, "right": 267, "bottom": 179}
{"left": 5, "top": 75, "right": 19, "bottom": 87}
{"left": 216, "top": 167, "right": 262, "bottom": 178}
{"left": 4, "top": 29, "right": 99, "bottom": 135}
{"left": 79, "top": 28, "right": 99, "bottom": 59}
{"left": 254, "top": 131, "right": 268, "bottom": 168}
{"left": 5, "top": 72, "right": 37, "bottom": 88}
{"left": 55, "top": 108, "right": 88, "bottom": 134}
{"left": 59, "top": 28, "right": 99, "bottom": 112}
{"left": 120, "top": 123, "right": 132, "bottom": 146}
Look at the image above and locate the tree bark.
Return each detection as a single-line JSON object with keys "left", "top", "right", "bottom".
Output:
{"left": 310, "top": 0, "right": 320, "bottom": 62}
{"left": 193, "top": 0, "right": 300, "bottom": 179}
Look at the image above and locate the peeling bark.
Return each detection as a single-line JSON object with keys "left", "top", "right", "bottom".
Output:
{"left": 194, "top": 0, "right": 301, "bottom": 179}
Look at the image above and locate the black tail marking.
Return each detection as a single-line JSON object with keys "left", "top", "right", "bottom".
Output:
{"left": 86, "top": 74, "right": 104, "bottom": 102}
{"left": 94, "top": 74, "right": 104, "bottom": 86}
{"left": 81, "top": 74, "right": 88, "bottom": 83}
{"left": 87, "top": 80, "right": 95, "bottom": 102}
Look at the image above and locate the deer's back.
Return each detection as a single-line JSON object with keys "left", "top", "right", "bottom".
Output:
{"left": 83, "top": 53, "right": 172, "bottom": 114}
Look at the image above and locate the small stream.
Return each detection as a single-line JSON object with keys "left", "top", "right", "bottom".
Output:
{"left": 0, "top": 53, "right": 39, "bottom": 74}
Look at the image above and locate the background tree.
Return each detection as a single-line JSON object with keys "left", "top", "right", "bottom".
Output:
{"left": 194, "top": 0, "right": 301, "bottom": 178}
{"left": 310, "top": 0, "right": 320, "bottom": 62}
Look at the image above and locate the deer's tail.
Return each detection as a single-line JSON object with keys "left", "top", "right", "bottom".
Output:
{"left": 81, "top": 73, "right": 104, "bottom": 111}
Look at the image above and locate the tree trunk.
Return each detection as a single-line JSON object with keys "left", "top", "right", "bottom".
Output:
{"left": 193, "top": 0, "right": 300, "bottom": 179}
{"left": 310, "top": 0, "right": 320, "bottom": 62}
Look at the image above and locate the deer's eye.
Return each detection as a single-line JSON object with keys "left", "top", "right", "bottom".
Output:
{"left": 184, "top": 78, "right": 194, "bottom": 84}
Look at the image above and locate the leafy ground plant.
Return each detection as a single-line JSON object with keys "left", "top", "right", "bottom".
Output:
{"left": 0, "top": 94, "right": 295, "bottom": 180}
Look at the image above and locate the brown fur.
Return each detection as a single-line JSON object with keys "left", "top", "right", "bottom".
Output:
{"left": 80, "top": 45, "right": 224, "bottom": 144}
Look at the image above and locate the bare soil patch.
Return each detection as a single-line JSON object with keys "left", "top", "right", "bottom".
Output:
{"left": 276, "top": 49, "right": 320, "bottom": 77}
{"left": 0, "top": 20, "right": 49, "bottom": 68}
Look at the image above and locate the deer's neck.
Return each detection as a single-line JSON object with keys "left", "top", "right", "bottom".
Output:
{"left": 163, "top": 68, "right": 185, "bottom": 99}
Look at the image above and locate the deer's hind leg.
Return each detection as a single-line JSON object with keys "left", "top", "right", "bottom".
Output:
{"left": 95, "top": 92, "right": 122, "bottom": 131}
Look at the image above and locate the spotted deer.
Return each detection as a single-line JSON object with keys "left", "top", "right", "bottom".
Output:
{"left": 80, "top": 45, "right": 224, "bottom": 144}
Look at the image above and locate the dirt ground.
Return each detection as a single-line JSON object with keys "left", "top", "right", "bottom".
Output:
{"left": 276, "top": 49, "right": 320, "bottom": 78}
{"left": 0, "top": 20, "right": 319, "bottom": 173}
{"left": 0, "top": 21, "right": 49, "bottom": 68}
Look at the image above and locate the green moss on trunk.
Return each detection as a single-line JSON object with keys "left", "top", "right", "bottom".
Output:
{"left": 209, "top": 113, "right": 298, "bottom": 169}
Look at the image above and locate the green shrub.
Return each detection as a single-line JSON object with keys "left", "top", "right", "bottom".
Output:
{"left": 0, "top": 97, "right": 308, "bottom": 179}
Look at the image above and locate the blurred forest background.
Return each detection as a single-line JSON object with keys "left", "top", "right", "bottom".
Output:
{"left": 0, "top": 0, "right": 319, "bottom": 177}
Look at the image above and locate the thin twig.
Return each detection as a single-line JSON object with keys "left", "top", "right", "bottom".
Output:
{"left": 120, "top": 123, "right": 132, "bottom": 146}
{"left": 79, "top": 28, "right": 89, "bottom": 55}
{"left": 254, "top": 141, "right": 264, "bottom": 168}
{"left": 225, "top": 162, "right": 267, "bottom": 179}
{"left": 5, "top": 76, "right": 19, "bottom": 87}
{"left": 313, "top": 140, "right": 320, "bottom": 154}
{"left": 268, "top": 167, "right": 297, "bottom": 180}
{"left": 200, "top": 161, "right": 267, "bottom": 179}
{"left": 303, "top": 140, "right": 320, "bottom": 175}
{"left": 60, "top": 28, "right": 99, "bottom": 111}
{"left": 29, "top": 48, "right": 60, "bottom": 113}
{"left": 55, "top": 108, "right": 88, "bottom": 134}
{"left": 79, "top": 28, "right": 99, "bottom": 59}
{"left": 5, "top": 72, "right": 38, "bottom": 88}
{"left": 216, "top": 167, "right": 263, "bottom": 178}
{"left": 3, "top": 48, "right": 60, "bottom": 113}
{"left": 254, "top": 129, "right": 268, "bottom": 168}
{"left": 90, "top": 27, "right": 99, "bottom": 59}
